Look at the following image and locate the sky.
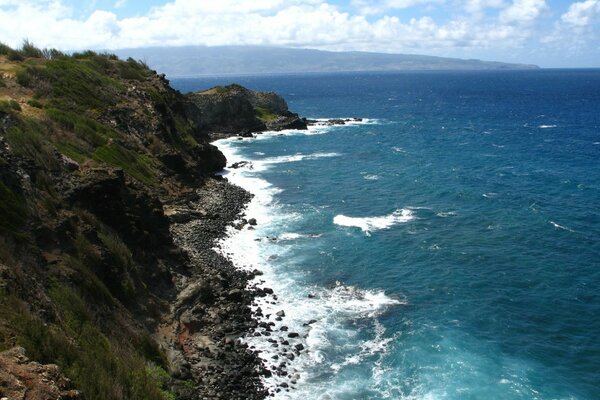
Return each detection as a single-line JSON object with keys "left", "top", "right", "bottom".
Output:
{"left": 0, "top": 0, "right": 598, "bottom": 67}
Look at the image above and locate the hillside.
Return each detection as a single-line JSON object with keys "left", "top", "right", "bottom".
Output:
{"left": 0, "top": 42, "right": 273, "bottom": 399}
{"left": 115, "top": 45, "right": 540, "bottom": 77}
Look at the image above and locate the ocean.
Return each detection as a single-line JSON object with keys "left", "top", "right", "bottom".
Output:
{"left": 171, "top": 70, "right": 600, "bottom": 399}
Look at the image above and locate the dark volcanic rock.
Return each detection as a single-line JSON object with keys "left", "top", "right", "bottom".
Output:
{"left": 186, "top": 84, "right": 307, "bottom": 139}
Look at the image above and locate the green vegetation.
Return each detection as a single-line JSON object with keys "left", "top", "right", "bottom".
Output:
{"left": 0, "top": 287, "right": 171, "bottom": 400}
{"left": 0, "top": 181, "right": 28, "bottom": 236}
{"left": 0, "top": 42, "right": 11, "bottom": 55}
{"left": 0, "top": 99, "right": 21, "bottom": 112}
{"left": 93, "top": 144, "right": 157, "bottom": 185}
{"left": 98, "top": 230, "right": 137, "bottom": 301}
{"left": 0, "top": 42, "right": 209, "bottom": 399}
{"left": 33, "top": 58, "right": 122, "bottom": 111}
{"left": 27, "top": 98, "right": 43, "bottom": 108}
{"left": 255, "top": 106, "right": 278, "bottom": 122}
{"left": 4, "top": 118, "right": 58, "bottom": 170}
{"left": 47, "top": 107, "right": 112, "bottom": 147}
{"left": 15, "top": 68, "right": 32, "bottom": 86}
{"left": 118, "top": 57, "right": 152, "bottom": 81}
{"left": 20, "top": 40, "right": 44, "bottom": 59}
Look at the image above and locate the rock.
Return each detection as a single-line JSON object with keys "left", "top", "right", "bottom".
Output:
{"left": 248, "top": 218, "right": 257, "bottom": 226}
{"left": 0, "top": 347, "right": 82, "bottom": 400}
{"left": 275, "top": 310, "right": 285, "bottom": 317}
{"left": 287, "top": 332, "right": 300, "bottom": 338}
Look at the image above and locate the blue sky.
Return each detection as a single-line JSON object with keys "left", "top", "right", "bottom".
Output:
{"left": 0, "top": 0, "right": 598, "bottom": 67}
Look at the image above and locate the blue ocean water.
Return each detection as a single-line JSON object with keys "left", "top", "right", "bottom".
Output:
{"left": 172, "top": 70, "right": 600, "bottom": 399}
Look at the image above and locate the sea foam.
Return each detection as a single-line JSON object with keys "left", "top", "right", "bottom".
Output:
{"left": 334, "top": 208, "right": 414, "bottom": 235}
{"left": 214, "top": 132, "right": 402, "bottom": 398}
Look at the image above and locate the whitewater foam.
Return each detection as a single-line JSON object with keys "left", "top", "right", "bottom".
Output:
{"left": 213, "top": 135, "right": 403, "bottom": 398}
{"left": 333, "top": 209, "right": 415, "bottom": 235}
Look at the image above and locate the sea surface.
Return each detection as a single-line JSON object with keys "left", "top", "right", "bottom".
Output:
{"left": 172, "top": 70, "right": 600, "bottom": 400}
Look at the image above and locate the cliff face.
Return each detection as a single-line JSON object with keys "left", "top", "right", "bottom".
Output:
{"left": 0, "top": 46, "right": 265, "bottom": 400}
{"left": 187, "top": 84, "right": 307, "bottom": 139}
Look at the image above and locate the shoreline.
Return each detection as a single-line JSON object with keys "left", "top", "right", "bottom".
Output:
{"left": 163, "top": 177, "right": 269, "bottom": 399}
{"left": 209, "top": 122, "right": 402, "bottom": 398}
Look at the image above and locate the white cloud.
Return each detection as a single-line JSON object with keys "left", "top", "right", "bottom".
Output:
{"left": 0, "top": 0, "right": 597, "bottom": 66}
{"left": 561, "top": 0, "right": 600, "bottom": 26}
{"left": 353, "top": 0, "right": 444, "bottom": 15}
{"left": 500, "top": 0, "right": 547, "bottom": 23}
{"left": 465, "top": 0, "right": 506, "bottom": 15}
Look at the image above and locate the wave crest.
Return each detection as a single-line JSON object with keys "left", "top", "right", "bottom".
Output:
{"left": 333, "top": 208, "right": 414, "bottom": 235}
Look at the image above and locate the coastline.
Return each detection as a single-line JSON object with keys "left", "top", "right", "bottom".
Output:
{"left": 162, "top": 177, "right": 269, "bottom": 399}
{"left": 209, "top": 123, "right": 403, "bottom": 398}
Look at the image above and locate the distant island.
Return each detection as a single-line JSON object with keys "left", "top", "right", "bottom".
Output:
{"left": 113, "top": 45, "right": 540, "bottom": 77}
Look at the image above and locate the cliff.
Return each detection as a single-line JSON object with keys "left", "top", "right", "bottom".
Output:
{"left": 0, "top": 43, "right": 268, "bottom": 399}
{"left": 187, "top": 84, "right": 307, "bottom": 139}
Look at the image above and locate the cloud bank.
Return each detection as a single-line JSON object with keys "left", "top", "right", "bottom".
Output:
{"left": 0, "top": 0, "right": 598, "bottom": 66}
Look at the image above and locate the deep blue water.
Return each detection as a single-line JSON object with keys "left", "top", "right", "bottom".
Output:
{"left": 172, "top": 70, "right": 600, "bottom": 399}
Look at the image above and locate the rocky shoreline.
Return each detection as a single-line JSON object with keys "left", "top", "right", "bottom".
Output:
{"left": 161, "top": 178, "right": 270, "bottom": 399}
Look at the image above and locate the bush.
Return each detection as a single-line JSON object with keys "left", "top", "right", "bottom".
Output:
{"left": 93, "top": 144, "right": 157, "bottom": 185}
{"left": 0, "top": 287, "right": 169, "bottom": 400}
{"left": 27, "top": 98, "right": 43, "bottom": 108}
{"left": 0, "top": 181, "right": 28, "bottom": 236}
{"left": 41, "top": 48, "right": 66, "bottom": 60}
{"left": 20, "top": 40, "right": 43, "bottom": 58}
{"left": 0, "top": 42, "right": 12, "bottom": 55}
{"left": 4, "top": 118, "right": 58, "bottom": 170}
{"left": 15, "top": 68, "right": 32, "bottom": 87}
{"left": 7, "top": 50, "right": 24, "bottom": 61}
{"left": 0, "top": 99, "right": 21, "bottom": 112}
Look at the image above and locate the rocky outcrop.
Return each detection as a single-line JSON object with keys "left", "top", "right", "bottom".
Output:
{"left": 187, "top": 84, "right": 307, "bottom": 139}
{"left": 0, "top": 347, "right": 82, "bottom": 400}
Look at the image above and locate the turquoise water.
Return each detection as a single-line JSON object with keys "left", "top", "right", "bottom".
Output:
{"left": 173, "top": 71, "right": 600, "bottom": 399}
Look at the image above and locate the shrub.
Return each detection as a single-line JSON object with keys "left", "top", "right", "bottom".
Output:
{"left": 39, "top": 58, "right": 121, "bottom": 111}
{"left": 4, "top": 118, "right": 58, "bottom": 170}
{"left": 0, "top": 181, "right": 28, "bottom": 236}
{"left": 41, "top": 48, "right": 66, "bottom": 60}
{"left": 15, "top": 68, "right": 32, "bottom": 87}
{"left": 0, "top": 42, "right": 12, "bottom": 55}
{"left": 0, "top": 287, "right": 169, "bottom": 400}
{"left": 72, "top": 50, "right": 98, "bottom": 59}
{"left": 118, "top": 58, "right": 150, "bottom": 81}
{"left": 93, "top": 144, "right": 157, "bottom": 185}
{"left": 20, "top": 40, "right": 43, "bottom": 58}
{"left": 7, "top": 50, "right": 24, "bottom": 61}
{"left": 0, "top": 99, "right": 21, "bottom": 112}
{"left": 27, "top": 98, "right": 43, "bottom": 108}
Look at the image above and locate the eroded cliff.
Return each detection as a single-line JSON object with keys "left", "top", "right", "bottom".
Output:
{"left": 0, "top": 44, "right": 266, "bottom": 400}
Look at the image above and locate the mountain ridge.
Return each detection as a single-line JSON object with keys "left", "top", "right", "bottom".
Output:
{"left": 114, "top": 45, "right": 540, "bottom": 78}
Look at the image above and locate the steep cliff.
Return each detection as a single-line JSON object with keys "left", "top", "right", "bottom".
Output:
{"left": 187, "top": 84, "right": 307, "bottom": 139}
{"left": 0, "top": 44, "right": 265, "bottom": 400}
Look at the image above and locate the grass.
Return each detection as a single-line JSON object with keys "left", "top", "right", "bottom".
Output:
{"left": 27, "top": 98, "right": 43, "bottom": 108}
{"left": 0, "top": 181, "right": 28, "bottom": 237}
{"left": 29, "top": 57, "right": 123, "bottom": 111}
{"left": 46, "top": 107, "right": 112, "bottom": 147}
{"left": 97, "top": 230, "right": 137, "bottom": 301}
{"left": 0, "top": 99, "right": 21, "bottom": 112}
{"left": 3, "top": 117, "right": 59, "bottom": 171}
{"left": 255, "top": 105, "right": 278, "bottom": 122}
{"left": 93, "top": 144, "right": 157, "bottom": 186}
